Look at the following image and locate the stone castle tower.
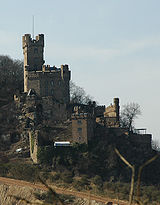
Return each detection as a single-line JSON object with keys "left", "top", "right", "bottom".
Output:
{"left": 22, "top": 34, "right": 45, "bottom": 92}
{"left": 22, "top": 34, "right": 71, "bottom": 103}
{"left": 72, "top": 113, "right": 95, "bottom": 144}
{"left": 104, "top": 98, "right": 120, "bottom": 127}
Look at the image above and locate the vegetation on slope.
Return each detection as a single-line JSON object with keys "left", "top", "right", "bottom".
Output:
{"left": 0, "top": 55, "right": 23, "bottom": 107}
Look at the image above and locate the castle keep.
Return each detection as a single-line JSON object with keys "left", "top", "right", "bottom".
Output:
{"left": 23, "top": 34, "right": 70, "bottom": 103}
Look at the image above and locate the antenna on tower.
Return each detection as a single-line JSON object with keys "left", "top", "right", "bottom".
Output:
{"left": 32, "top": 15, "right": 34, "bottom": 39}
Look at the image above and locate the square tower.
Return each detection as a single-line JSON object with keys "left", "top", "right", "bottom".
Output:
{"left": 22, "top": 34, "right": 71, "bottom": 104}
{"left": 72, "top": 113, "right": 95, "bottom": 144}
{"left": 22, "top": 34, "right": 44, "bottom": 92}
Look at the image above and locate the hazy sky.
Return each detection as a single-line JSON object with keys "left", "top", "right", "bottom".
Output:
{"left": 1, "top": 0, "right": 160, "bottom": 143}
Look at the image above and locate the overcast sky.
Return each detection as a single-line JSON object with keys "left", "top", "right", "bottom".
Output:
{"left": 1, "top": 0, "right": 160, "bottom": 144}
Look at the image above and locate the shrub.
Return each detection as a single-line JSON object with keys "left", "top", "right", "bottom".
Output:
{"left": 92, "top": 175, "right": 103, "bottom": 187}
{"left": 141, "top": 185, "right": 160, "bottom": 203}
{"left": 61, "top": 171, "right": 73, "bottom": 184}
{"left": 49, "top": 172, "right": 61, "bottom": 182}
{"left": 0, "top": 163, "right": 9, "bottom": 177}
{"left": 73, "top": 175, "right": 90, "bottom": 191}
{"left": 72, "top": 180, "right": 84, "bottom": 191}
{"left": 80, "top": 175, "right": 90, "bottom": 186}
{"left": 40, "top": 172, "right": 50, "bottom": 181}
{"left": 7, "top": 162, "right": 39, "bottom": 182}
{"left": 103, "top": 181, "right": 117, "bottom": 192}
{"left": 37, "top": 146, "right": 54, "bottom": 164}
{"left": 34, "top": 191, "right": 75, "bottom": 204}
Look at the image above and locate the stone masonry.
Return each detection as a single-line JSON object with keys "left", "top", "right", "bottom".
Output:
{"left": 72, "top": 113, "right": 95, "bottom": 144}
{"left": 22, "top": 34, "right": 70, "bottom": 103}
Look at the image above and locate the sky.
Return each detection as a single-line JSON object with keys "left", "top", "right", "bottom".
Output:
{"left": 0, "top": 0, "right": 160, "bottom": 144}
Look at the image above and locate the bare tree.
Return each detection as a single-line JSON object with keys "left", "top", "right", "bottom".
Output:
{"left": 70, "top": 81, "right": 93, "bottom": 104}
{"left": 0, "top": 55, "right": 23, "bottom": 87}
{"left": 136, "top": 154, "right": 159, "bottom": 205}
{"left": 115, "top": 148, "right": 135, "bottom": 205}
{"left": 151, "top": 140, "right": 160, "bottom": 151}
{"left": 0, "top": 55, "right": 23, "bottom": 105}
{"left": 120, "top": 102, "right": 141, "bottom": 132}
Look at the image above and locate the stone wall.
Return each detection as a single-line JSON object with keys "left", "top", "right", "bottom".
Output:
{"left": 72, "top": 113, "right": 94, "bottom": 144}
{"left": 22, "top": 33, "right": 70, "bottom": 104}
{"left": 42, "top": 96, "right": 67, "bottom": 121}
{"left": 104, "top": 98, "right": 119, "bottom": 118}
{"left": 104, "top": 98, "right": 120, "bottom": 127}
{"left": 15, "top": 93, "right": 68, "bottom": 123}
{"left": 29, "top": 130, "right": 39, "bottom": 164}
{"left": 26, "top": 65, "right": 70, "bottom": 103}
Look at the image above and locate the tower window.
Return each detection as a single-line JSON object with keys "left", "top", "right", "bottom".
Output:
{"left": 51, "top": 81, "right": 54, "bottom": 86}
{"left": 78, "top": 128, "right": 82, "bottom": 132}
{"left": 34, "top": 48, "right": 38, "bottom": 54}
{"left": 77, "top": 120, "right": 82, "bottom": 124}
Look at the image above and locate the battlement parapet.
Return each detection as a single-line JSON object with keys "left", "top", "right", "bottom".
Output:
{"left": 42, "top": 65, "right": 69, "bottom": 73}
{"left": 95, "top": 105, "right": 105, "bottom": 117}
{"left": 72, "top": 113, "right": 93, "bottom": 120}
{"left": 22, "top": 34, "right": 44, "bottom": 49}
{"left": 27, "top": 68, "right": 70, "bottom": 80}
{"left": 61, "top": 64, "right": 70, "bottom": 80}
{"left": 61, "top": 64, "right": 69, "bottom": 71}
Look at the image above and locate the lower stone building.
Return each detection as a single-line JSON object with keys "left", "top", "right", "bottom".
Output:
{"left": 14, "top": 89, "right": 68, "bottom": 124}
{"left": 72, "top": 113, "right": 95, "bottom": 144}
{"left": 104, "top": 98, "right": 120, "bottom": 127}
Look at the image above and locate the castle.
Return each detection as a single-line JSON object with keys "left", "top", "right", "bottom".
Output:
{"left": 14, "top": 34, "right": 152, "bottom": 163}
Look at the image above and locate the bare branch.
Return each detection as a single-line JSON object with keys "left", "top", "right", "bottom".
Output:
{"left": 120, "top": 102, "right": 141, "bottom": 131}
{"left": 136, "top": 154, "right": 159, "bottom": 204}
{"left": 115, "top": 148, "right": 135, "bottom": 205}
{"left": 70, "top": 81, "right": 93, "bottom": 104}
{"left": 115, "top": 148, "right": 133, "bottom": 169}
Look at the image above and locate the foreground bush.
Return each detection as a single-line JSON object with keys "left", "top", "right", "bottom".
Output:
{"left": 0, "top": 162, "right": 39, "bottom": 182}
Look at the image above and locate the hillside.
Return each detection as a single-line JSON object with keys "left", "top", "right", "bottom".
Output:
{"left": 0, "top": 176, "right": 130, "bottom": 205}
{"left": 0, "top": 100, "right": 160, "bottom": 204}
{"left": 0, "top": 55, "right": 160, "bottom": 204}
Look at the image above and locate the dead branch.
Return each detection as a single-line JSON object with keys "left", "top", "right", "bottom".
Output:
{"left": 115, "top": 148, "right": 135, "bottom": 205}
{"left": 136, "top": 154, "right": 159, "bottom": 204}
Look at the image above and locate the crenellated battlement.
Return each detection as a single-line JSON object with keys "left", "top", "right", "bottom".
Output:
{"left": 22, "top": 34, "right": 44, "bottom": 49}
